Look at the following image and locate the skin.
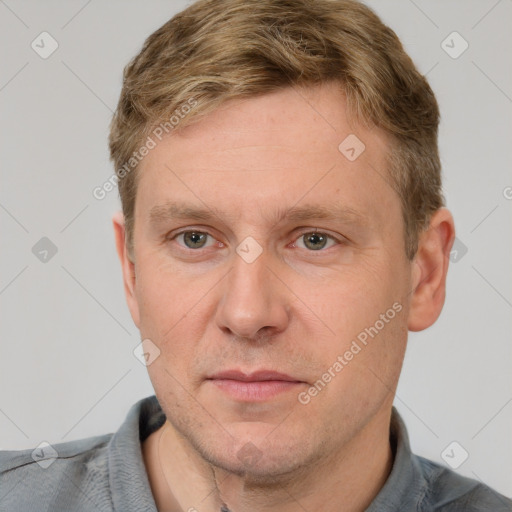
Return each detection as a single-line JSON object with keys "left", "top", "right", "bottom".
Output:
{"left": 113, "top": 81, "right": 455, "bottom": 512}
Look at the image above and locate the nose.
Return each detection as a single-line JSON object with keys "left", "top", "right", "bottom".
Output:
{"left": 214, "top": 247, "right": 290, "bottom": 341}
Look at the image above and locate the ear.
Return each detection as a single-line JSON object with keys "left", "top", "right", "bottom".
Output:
{"left": 407, "top": 207, "right": 455, "bottom": 332}
{"left": 112, "top": 211, "right": 140, "bottom": 328}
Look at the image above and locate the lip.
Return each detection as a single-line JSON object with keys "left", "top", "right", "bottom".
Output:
{"left": 206, "top": 370, "right": 304, "bottom": 402}
{"left": 208, "top": 370, "right": 300, "bottom": 382}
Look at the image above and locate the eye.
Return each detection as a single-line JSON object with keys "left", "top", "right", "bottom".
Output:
{"left": 294, "top": 232, "right": 338, "bottom": 251}
{"left": 175, "top": 231, "right": 216, "bottom": 249}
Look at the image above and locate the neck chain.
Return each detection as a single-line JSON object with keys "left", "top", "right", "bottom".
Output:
{"left": 157, "top": 423, "right": 232, "bottom": 512}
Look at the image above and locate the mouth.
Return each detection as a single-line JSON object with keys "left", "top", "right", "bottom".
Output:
{"left": 206, "top": 370, "right": 305, "bottom": 402}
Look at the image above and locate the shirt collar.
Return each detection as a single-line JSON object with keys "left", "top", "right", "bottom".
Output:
{"left": 108, "top": 395, "right": 164, "bottom": 512}
{"left": 366, "top": 406, "right": 428, "bottom": 511}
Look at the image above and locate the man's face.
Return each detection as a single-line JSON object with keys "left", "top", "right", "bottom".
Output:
{"left": 124, "top": 82, "right": 414, "bottom": 478}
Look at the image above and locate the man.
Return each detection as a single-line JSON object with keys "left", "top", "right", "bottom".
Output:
{"left": 1, "top": 0, "right": 510, "bottom": 510}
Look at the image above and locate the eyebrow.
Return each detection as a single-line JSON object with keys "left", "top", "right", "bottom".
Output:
{"left": 148, "top": 201, "right": 369, "bottom": 228}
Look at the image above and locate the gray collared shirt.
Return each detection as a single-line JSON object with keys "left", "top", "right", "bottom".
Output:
{"left": 1, "top": 395, "right": 510, "bottom": 511}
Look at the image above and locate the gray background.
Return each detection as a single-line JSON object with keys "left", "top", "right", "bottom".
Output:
{"left": 1, "top": 0, "right": 511, "bottom": 498}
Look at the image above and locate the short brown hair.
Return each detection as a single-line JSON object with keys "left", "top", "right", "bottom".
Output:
{"left": 108, "top": 0, "right": 444, "bottom": 260}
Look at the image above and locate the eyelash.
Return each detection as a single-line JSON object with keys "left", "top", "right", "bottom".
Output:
{"left": 168, "top": 229, "right": 343, "bottom": 252}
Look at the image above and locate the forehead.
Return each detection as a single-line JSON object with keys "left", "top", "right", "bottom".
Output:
{"left": 136, "top": 82, "right": 399, "bottom": 230}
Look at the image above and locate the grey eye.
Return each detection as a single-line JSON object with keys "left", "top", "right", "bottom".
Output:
{"left": 301, "top": 232, "right": 328, "bottom": 251}
{"left": 182, "top": 231, "right": 209, "bottom": 249}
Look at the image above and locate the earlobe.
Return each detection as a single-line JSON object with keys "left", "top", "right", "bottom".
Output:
{"left": 112, "top": 211, "right": 140, "bottom": 328}
{"left": 407, "top": 208, "right": 455, "bottom": 332}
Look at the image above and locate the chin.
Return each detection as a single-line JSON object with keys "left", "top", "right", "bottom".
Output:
{"left": 194, "top": 427, "right": 319, "bottom": 485}
{"left": 158, "top": 392, "right": 325, "bottom": 482}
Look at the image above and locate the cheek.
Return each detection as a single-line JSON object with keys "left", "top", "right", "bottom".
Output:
{"left": 133, "top": 260, "right": 204, "bottom": 377}
{"left": 296, "top": 258, "right": 409, "bottom": 384}
{"left": 298, "top": 261, "right": 399, "bottom": 336}
{"left": 135, "top": 252, "right": 198, "bottom": 333}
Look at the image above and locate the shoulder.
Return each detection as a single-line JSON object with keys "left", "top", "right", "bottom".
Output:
{"left": 416, "top": 455, "right": 512, "bottom": 511}
{"left": 0, "top": 433, "right": 114, "bottom": 512}
{"left": 0, "top": 433, "right": 112, "bottom": 472}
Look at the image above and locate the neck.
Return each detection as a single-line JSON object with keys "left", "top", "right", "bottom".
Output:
{"left": 143, "top": 408, "right": 394, "bottom": 512}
